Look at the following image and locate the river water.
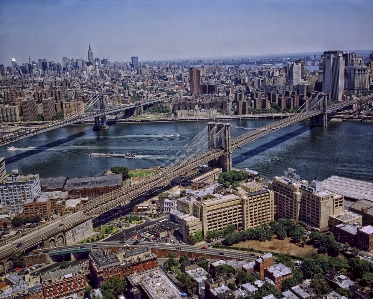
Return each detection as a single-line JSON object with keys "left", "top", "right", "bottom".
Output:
{"left": 1, "top": 119, "right": 372, "bottom": 182}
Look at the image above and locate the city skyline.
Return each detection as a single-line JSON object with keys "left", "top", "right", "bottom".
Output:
{"left": 1, "top": 0, "right": 372, "bottom": 65}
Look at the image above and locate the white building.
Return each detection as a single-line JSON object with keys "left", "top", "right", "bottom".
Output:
{"left": 0, "top": 170, "right": 41, "bottom": 214}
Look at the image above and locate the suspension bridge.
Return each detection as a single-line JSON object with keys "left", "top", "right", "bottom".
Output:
{"left": 0, "top": 95, "right": 371, "bottom": 271}
{"left": 0, "top": 95, "right": 165, "bottom": 146}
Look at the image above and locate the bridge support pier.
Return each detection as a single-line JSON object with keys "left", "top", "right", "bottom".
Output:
{"left": 207, "top": 122, "right": 232, "bottom": 172}
{"left": 310, "top": 97, "right": 328, "bottom": 127}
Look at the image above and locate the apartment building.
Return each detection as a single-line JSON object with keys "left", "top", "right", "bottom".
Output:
{"left": 89, "top": 247, "right": 158, "bottom": 287}
{"left": 0, "top": 157, "right": 6, "bottom": 182}
{"left": 0, "top": 170, "right": 41, "bottom": 214}
{"left": 42, "top": 98, "right": 56, "bottom": 120}
{"left": 193, "top": 194, "right": 242, "bottom": 234}
{"left": 0, "top": 105, "right": 21, "bottom": 122}
{"left": 237, "top": 182, "right": 275, "bottom": 230}
{"left": 22, "top": 197, "right": 52, "bottom": 220}
{"left": 62, "top": 100, "right": 84, "bottom": 118}
{"left": 41, "top": 265, "right": 86, "bottom": 299}
{"left": 21, "top": 98, "right": 37, "bottom": 121}
{"left": 356, "top": 225, "right": 373, "bottom": 251}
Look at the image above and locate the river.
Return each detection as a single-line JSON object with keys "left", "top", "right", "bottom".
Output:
{"left": 1, "top": 119, "right": 372, "bottom": 182}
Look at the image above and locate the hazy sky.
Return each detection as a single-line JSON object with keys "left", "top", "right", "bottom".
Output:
{"left": 1, "top": 0, "right": 372, "bottom": 66}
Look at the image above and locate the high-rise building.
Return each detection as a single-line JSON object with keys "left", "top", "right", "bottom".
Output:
{"left": 131, "top": 56, "right": 139, "bottom": 68}
{"left": 343, "top": 52, "right": 370, "bottom": 93}
{"left": 237, "top": 182, "right": 275, "bottom": 230}
{"left": 88, "top": 44, "right": 94, "bottom": 66}
{"left": 189, "top": 67, "right": 201, "bottom": 95}
{"left": 322, "top": 50, "right": 344, "bottom": 101}
{"left": 11, "top": 58, "right": 17, "bottom": 67}
{"left": 286, "top": 62, "right": 302, "bottom": 85}
{"left": 268, "top": 168, "right": 344, "bottom": 230}
{"left": 21, "top": 98, "right": 37, "bottom": 121}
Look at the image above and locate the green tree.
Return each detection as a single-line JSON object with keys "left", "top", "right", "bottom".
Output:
{"left": 215, "top": 264, "right": 235, "bottom": 278}
{"left": 11, "top": 216, "right": 24, "bottom": 227}
{"left": 187, "top": 235, "right": 197, "bottom": 245}
{"left": 194, "top": 230, "right": 203, "bottom": 242}
{"left": 179, "top": 254, "right": 189, "bottom": 264}
{"left": 100, "top": 276, "right": 125, "bottom": 298}
{"left": 165, "top": 252, "right": 180, "bottom": 271}
{"left": 59, "top": 261, "right": 70, "bottom": 269}
{"left": 236, "top": 270, "right": 256, "bottom": 285}
{"left": 277, "top": 226, "right": 287, "bottom": 240}
{"left": 197, "top": 258, "right": 209, "bottom": 272}
{"left": 176, "top": 272, "right": 196, "bottom": 295}
{"left": 276, "top": 254, "right": 294, "bottom": 269}
{"left": 335, "top": 288, "right": 353, "bottom": 299}
{"left": 254, "top": 281, "right": 281, "bottom": 299}
{"left": 110, "top": 166, "right": 130, "bottom": 180}
{"left": 310, "top": 273, "right": 331, "bottom": 296}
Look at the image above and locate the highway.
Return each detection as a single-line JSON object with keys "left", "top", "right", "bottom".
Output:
{"left": 31, "top": 241, "right": 257, "bottom": 261}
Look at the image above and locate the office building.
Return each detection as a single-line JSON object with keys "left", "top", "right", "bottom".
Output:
{"left": 11, "top": 58, "right": 17, "bottom": 67}
{"left": 178, "top": 214, "right": 202, "bottom": 242}
{"left": 268, "top": 168, "right": 344, "bottom": 230}
{"left": 193, "top": 193, "right": 242, "bottom": 234}
{"left": 286, "top": 62, "right": 302, "bottom": 85}
{"left": 0, "top": 170, "right": 41, "bottom": 214}
{"left": 189, "top": 67, "right": 201, "bottom": 95}
{"left": 322, "top": 50, "right": 344, "bottom": 101}
{"left": 267, "top": 169, "right": 302, "bottom": 222}
{"left": 236, "top": 182, "right": 275, "bottom": 230}
{"left": 88, "top": 44, "right": 94, "bottom": 66}
{"left": 131, "top": 56, "right": 139, "bottom": 68}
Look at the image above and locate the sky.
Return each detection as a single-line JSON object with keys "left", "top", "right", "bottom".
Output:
{"left": 0, "top": 0, "right": 372, "bottom": 66}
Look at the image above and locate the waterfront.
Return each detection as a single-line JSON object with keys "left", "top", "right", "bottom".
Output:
{"left": 0, "top": 119, "right": 372, "bottom": 182}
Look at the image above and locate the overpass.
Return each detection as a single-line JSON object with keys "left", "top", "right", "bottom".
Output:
{"left": 0, "top": 95, "right": 371, "bottom": 271}
{"left": 0, "top": 98, "right": 164, "bottom": 146}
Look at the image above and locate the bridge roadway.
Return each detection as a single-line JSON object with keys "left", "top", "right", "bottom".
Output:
{"left": 0, "top": 98, "right": 164, "bottom": 146}
{"left": 31, "top": 241, "right": 256, "bottom": 261}
{"left": 0, "top": 96, "right": 371, "bottom": 262}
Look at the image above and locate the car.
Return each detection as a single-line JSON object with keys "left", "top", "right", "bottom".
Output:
{"left": 16, "top": 242, "right": 22, "bottom": 247}
{"left": 176, "top": 247, "right": 181, "bottom": 250}
{"left": 132, "top": 240, "right": 140, "bottom": 245}
{"left": 119, "top": 240, "right": 125, "bottom": 243}
{"left": 91, "top": 244, "right": 97, "bottom": 247}
{"left": 219, "top": 252, "right": 224, "bottom": 255}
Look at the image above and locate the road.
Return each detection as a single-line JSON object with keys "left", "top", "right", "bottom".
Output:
{"left": 31, "top": 241, "right": 257, "bottom": 261}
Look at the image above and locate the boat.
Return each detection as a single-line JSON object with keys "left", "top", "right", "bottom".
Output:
{"left": 7, "top": 146, "right": 16, "bottom": 151}
{"left": 89, "top": 152, "right": 136, "bottom": 158}
{"left": 174, "top": 133, "right": 180, "bottom": 137}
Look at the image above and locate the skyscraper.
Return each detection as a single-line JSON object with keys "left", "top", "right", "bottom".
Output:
{"left": 286, "top": 62, "right": 301, "bottom": 85}
{"left": 11, "top": 58, "right": 17, "bottom": 67}
{"left": 189, "top": 67, "right": 201, "bottom": 95}
{"left": 88, "top": 44, "right": 94, "bottom": 66}
{"left": 131, "top": 56, "right": 139, "bottom": 68}
{"left": 322, "top": 51, "right": 344, "bottom": 101}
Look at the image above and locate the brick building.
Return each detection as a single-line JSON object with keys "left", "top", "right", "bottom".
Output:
{"left": 22, "top": 197, "right": 52, "bottom": 220}
{"left": 41, "top": 264, "right": 86, "bottom": 299}
{"left": 264, "top": 263, "right": 293, "bottom": 290}
{"left": 356, "top": 225, "right": 373, "bottom": 251}
{"left": 89, "top": 247, "right": 157, "bottom": 287}
{"left": 64, "top": 174, "right": 122, "bottom": 197}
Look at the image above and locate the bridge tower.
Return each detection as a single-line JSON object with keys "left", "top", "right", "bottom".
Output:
{"left": 207, "top": 122, "right": 232, "bottom": 172}
{"left": 310, "top": 96, "right": 328, "bottom": 127}
{"left": 93, "top": 94, "right": 109, "bottom": 131}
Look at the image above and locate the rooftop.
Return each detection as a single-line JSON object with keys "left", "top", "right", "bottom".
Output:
{"left": 64, "top": 174, "right": 122, "bottom": 190}
{"left": 128, "top": 267, "right": 181, "bottom": 299}
{"left": 41, "top": 264, "right": 83, "bottom": 282}
{"left": 335, "top": 223, "right": 360, "bottom": 235}
{"left": 89, "top": 251, "right": 120, "bottom": 269}
{"left": 359, "top": 225, "right": 373, "bottom": 234}
{"left": 39, "top": 177, "right": 67, "bottom": 190}
{"left": 322, "top": 175, "right": 373, "bottom": 201}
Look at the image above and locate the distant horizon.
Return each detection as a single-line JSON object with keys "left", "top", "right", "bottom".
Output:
{"left": 3, "top": 49, "right": 373, "bottom": 67}
{"left": 1, "top": 0, "right": 372, "bottom": 66}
